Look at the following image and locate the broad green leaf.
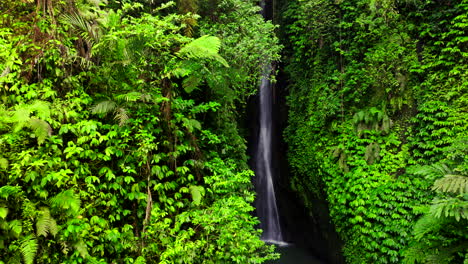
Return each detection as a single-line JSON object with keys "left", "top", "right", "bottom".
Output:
{"left": 0, "top": 207, "right": 7, "bottom": 219}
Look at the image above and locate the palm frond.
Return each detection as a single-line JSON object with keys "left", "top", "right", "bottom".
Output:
{"left": 61, "top": 12, "right": 101, "bottom": 43}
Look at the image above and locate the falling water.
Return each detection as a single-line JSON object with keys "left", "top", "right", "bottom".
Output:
{"left": 254, "top": 65, "right": 284, "bottom": 244}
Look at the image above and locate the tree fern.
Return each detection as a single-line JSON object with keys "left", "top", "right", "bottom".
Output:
{"left": 177, "top": 35, "right": 229, "bottom": 67}
{"left": 19, "top": 235, "right": 37, "bottom": 264}
{"left": 4, "top": 101, "right": 52, "bottom": 144}
{"left": 433, "top": 174, "right": 468, "bottom": 194}
{"left": 36, "top": 207, "right": 58, "bottom": 237}
{"left": 409, "top": 163, "right": 452, "bottom": 181}
{"left": 92, "top": 100, "right": 129, "bottom": 126}
{"left": 430, "top": 197, "right": 468, "bottom": 221}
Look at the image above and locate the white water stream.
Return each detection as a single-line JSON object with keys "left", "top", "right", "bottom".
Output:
{"left": 255, "top": 66, "right": 284, "bottom": 244}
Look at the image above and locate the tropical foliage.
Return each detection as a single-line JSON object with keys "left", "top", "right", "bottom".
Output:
{"left": 0, "top": 0, "right": 280, "bottom": 263}
{"left": 281, "top": 0, "right": 467, "bottom": 263}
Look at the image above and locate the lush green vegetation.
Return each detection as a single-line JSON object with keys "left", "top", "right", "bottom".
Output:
{"left": 281, "top": 0, "right": 467, "bottom": 263}
{"left": 2, "top": 0, "right": 467, "bottom": 263}
{"left": 0, "top": 0, "right": 280, "bottom": 263}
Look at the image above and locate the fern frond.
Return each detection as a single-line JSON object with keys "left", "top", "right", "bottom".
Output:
{"left": 29, "top": 100, "right": 51, "bottom": 120}
{"left": 50, "top": 190, "right": 81, "bottom": 216}
{"left": 91, "top": 100, "right": 117, "bottom": 115}
{"left": 430, "top": 197, "right": 468, "bottom": 221}
{"left": 413, "top": 214, "right": 444, "bottom": 240}
{"left": 177, "top": 35, "right": 229, "bottom": 67}
{"left": 29, "top": 118, "right": 52, "bottom": 145}
{"left": 61, "top": 12, "right": 100, "bottom": 43}
{"left": 433, "top": 175, "right": 468, "bottom": 194}
{"left": 189, "top": 185, "right": 204, "bottom": 205}
{"left": 20, "top": 235, "right": 38, "bottom": 264}
{"left": 410, "top": 163, "right": 452, "bottom": 180}
{"left": 0, "top": 185, "right": 21, "bottom": 199}
{"left": 36, "top": 207, "right": 58, "bottom": 237}
{"left": 402, "top": 242, "right": 426, "bottom": 264}
{"left": 60, "top": 241, "right": 69, "bottom": 254}
{"left": 115, "top": 92, "right": 143, "bottom": 102}
{"left": 9, "top": 219, "right": 22, "bottom": 237}
{"left": 114, "top": 107, "right": 129, "bottom": 126}
{"left": 74, "top": 239, "right": 89, "bottom": 258}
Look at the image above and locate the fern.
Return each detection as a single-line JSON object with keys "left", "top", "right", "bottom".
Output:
{"left": 6, "top": 101, "right": 52, "bottom": 144}
{"left": 177, "top": 35, "right": 229, "bottom": 67}
{"left": 430, "top": 197, "right": 468, "bottom": 221}
{"left": 19, "top": 235, "right": 38, "bottom": 264}
{"left": 189, "top": 185, "right": 204, "bottom": 205}
{"left": 114, "top": 107, "right": 129, "bottom": 126}
{"left": 413, "top": 214, "right": 444, "bottom": 240}
{"left": 433, "top": 175, "right": 468, "bottom": 194}
{"left": 74, "top": 239, "right": 89, "bottom": 258}
{"left": 410, "top": 163, "right": 452, "bottom": 180}
{"left": 29, "top": 118, "right": 52, "bottom": 145}
{"left": 91, "top": 100, "right": 117, "bottom": 115}
{"left": 114, "top": 92, "right": 144, "bottom": 102}
{"left": 9, "top": 220, "right": 22, "bottom": 237}
{"left": 36, "top": 207, "right": 58, "bottom": 237}
{"left": 0, "top": 185, "right": 21, "bottom": 199}
{"left": 50, "top": 190, "right": 81, "bottom": 216}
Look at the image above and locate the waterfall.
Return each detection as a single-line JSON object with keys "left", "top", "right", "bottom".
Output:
{"left": 254, "top": 65, "right": 284, "bottom": 244}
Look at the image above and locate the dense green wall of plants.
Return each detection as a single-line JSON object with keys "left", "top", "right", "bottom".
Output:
{"left": 0, "top": 0, "right": 280, "bottom": 263}
{"left": 281, "top": 0, "right": 467, "bottom": 263}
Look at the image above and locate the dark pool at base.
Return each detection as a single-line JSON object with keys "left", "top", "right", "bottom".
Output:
{"left": 265, "top": 244, "right": 325, "bottom": 264}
